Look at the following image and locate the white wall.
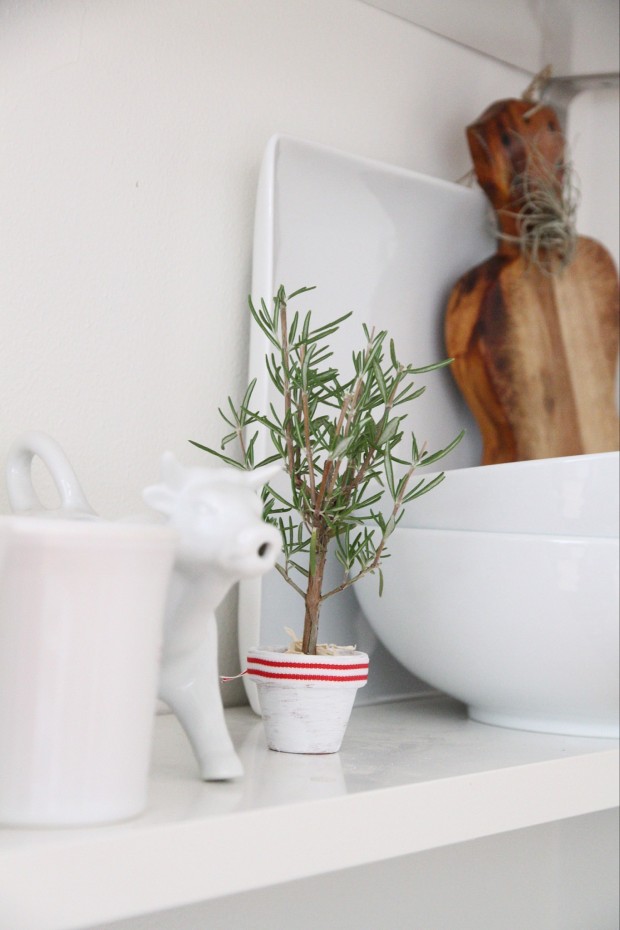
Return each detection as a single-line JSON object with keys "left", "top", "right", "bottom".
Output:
{"left": 0, "top": 0, "right": 617, "bottom": 698}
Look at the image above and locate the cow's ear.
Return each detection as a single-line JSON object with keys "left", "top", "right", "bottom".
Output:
{"left": 160, "top": 451, "right": 187, "bottom": 489}
{"left": 246, "top": 463, "right": 282, "bottom": 490}
{"left": 143, "top": 483, "right": 176, "bottom": 515}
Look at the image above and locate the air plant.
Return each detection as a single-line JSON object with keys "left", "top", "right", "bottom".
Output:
{"left": 495, "top": 134, "right": 579, "bottom": 274}
{"left": 193, "top": 286, "right": 463, "bottom": 655}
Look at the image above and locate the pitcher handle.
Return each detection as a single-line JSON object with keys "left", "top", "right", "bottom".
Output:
{"left": 5, "top": 431, "right": 97, "bottom": 518}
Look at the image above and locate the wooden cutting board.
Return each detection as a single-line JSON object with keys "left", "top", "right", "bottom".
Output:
{"left": 445, "top": 98, "right": 619, "bottom": 465}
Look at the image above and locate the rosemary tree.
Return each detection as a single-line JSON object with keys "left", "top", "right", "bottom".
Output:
{"left": 192, "top": 286, "right": 463, "bottom": 655}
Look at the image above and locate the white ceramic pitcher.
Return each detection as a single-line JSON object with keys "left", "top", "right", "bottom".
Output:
{"left": 0, "top": 435, "right": 178, "bottom": 826}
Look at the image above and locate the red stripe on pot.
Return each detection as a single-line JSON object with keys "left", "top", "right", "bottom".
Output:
{"left": 247, "top": 657, "right": 369, "bottom": 672}
{"left": 247, "top": 670, "right": 369, "bottom": 682}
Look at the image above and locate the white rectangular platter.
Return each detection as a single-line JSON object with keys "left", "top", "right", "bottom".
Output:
{"left": 239, "top": 135, "right": 495, "bottom": 711}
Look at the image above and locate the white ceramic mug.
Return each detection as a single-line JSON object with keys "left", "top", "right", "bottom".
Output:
{"left": 0, "top": 515, "right": 177, "bottom": 826}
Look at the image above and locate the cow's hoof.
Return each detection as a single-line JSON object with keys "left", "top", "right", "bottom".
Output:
{"left": 200, "top": 752, "right": 244, "bottom": 781}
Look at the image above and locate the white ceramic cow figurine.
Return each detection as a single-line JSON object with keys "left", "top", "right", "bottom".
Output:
{"left": 5, "top": 431, "right": 281, "bottom": 783}
{"left": 143, "top": 453, "right": 281, "bottom": 780}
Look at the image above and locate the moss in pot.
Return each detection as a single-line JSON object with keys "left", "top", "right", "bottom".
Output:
{"left": 193, "top": 286, "right": 462, "bottom": 752}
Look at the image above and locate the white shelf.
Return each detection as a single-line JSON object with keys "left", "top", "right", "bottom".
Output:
{"left": 0, "top": 696, "right": 617, "bottom": 930}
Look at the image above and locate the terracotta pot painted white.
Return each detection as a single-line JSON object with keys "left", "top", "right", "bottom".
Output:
{"left": 246, "top": 647, "right": 369, "bottom": 754}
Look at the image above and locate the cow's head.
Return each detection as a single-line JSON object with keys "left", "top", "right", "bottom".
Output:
{"left": 143, "top": 453, "right": 281, "bottom": 579}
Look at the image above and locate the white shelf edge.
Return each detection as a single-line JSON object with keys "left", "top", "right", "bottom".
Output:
{"left": 0, "top": 700, "right": 617, "bottom": 930}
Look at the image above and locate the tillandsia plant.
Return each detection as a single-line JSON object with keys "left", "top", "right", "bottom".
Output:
{"left": 495, "top": 135, "right": 579, "bottom": 274}
{"left": 192, "top": 286, "right": 463, "bottom": 655}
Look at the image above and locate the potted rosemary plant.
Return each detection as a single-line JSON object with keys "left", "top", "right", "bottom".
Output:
{"left": 193, "top": 286, "right": 462, "bottom": 752}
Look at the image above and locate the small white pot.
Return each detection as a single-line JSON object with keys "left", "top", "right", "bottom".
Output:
{"left": 246, "top": 647, "right": 369, "bottom": 754}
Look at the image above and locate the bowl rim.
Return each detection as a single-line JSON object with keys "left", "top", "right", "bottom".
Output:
{"left": 391, "top": 525, "right": 619, "bottom": 543}
{"left": 418, "top": 449, "right": 619, "bottom": 482}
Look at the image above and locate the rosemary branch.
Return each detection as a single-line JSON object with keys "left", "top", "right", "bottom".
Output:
{"left": 194, "top": 287, "right": 462, "bottom": 653}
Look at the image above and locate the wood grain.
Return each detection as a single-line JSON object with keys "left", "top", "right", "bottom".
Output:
{"left": 445, "top": 98, "right": 619, "bottom": 464}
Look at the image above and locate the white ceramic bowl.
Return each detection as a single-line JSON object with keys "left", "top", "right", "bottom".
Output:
{"left": 354, "top": 527, "right": 619, "bottom": 737}
{"left": 396, "top": 451, "right": 619, "bottom": 537}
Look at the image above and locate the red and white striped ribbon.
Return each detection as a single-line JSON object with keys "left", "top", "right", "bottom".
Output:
{"left": 220, "top": 670, "right": 248, "bottom": 683}
{"left": 245, "top": 653, "right": 369, "bottom": 684}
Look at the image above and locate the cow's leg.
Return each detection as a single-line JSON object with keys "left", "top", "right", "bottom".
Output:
{"left": 159, "top": 614, "right": 243, "bottom": 781}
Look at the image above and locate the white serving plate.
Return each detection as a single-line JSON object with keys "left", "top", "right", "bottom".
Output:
{"left": 239, "top": 134, "right": 495, "bottom": 711}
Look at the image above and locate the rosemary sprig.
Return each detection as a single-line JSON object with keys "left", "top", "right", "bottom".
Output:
{"left": 192, "top": 286, "right": 462, "bottom": 654}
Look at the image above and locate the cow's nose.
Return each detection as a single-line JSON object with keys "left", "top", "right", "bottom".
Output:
{"left": 238, "top": 524, "right": 281, "bottom": 572}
